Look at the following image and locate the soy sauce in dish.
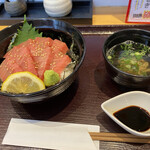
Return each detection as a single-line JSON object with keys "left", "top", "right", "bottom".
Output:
{"left": 113, "top": 106, "right": 150, "bottom": 132}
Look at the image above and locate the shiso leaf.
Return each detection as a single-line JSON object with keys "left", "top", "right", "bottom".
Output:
{"left": 8, "top": 15, "right": 42, "bottom": 50}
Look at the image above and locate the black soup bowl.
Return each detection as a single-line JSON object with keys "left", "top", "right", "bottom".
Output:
{"left": 103, "top": 29, "right": 150, "bottom": 89}
{"left": 0, "top": 19, "right": 86, "bottom": 103}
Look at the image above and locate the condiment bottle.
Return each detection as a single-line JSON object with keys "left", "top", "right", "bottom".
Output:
{"left": 4, "top": 0, "right": 27, "bottom": 16}
{"left": 43, "top": 0, "right": 72, "bottom": 17}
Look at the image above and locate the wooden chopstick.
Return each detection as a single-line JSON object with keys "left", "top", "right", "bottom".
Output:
{"left": 89, "top": 132, "right": 150, "bottom": 143}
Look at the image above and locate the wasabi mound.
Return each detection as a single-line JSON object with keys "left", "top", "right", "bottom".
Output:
{"left": 44, "top": 70, "right": 60, "bottom": 86}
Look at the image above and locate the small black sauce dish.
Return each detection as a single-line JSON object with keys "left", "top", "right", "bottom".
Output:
{"left": 103, "top": 29, "right": 150, "bottom": 88}
{"left": 0, "top": 19, "right": 86, "bottom": 103}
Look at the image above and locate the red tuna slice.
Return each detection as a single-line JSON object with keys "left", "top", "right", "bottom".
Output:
{"left": 4, "top": 37, "right": 53, "bottom": 58}
{"left": 33, "top": 47, "right": 54, "bottom": 80}
{"left": 15, "top": 47, "right": 38, "bottom": 76}
{"left": 50, "top": 54, "right": 71, "bottom": 75}
{"left": 4, "top": 45, "right": 19, "bottom": 58}
{"left": 4, "top": 46, "right": 38, "bottom": 76}
{"left": 0, "top": 59, "right": 23, "bottom": 82}
{"left": 4, "top": 39, "right": 31, "bottom": 58}
{"left": 31, "top": 37, "right": 53, "bottom": 48}
{"left": 26, "top": 37, "right": 54, "bottom": 80}
{"left": 51, "top": 39, "right": 69, "bottom": 54}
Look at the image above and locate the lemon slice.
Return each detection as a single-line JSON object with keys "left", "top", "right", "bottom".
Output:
{"left": 1, "top": 71, "right": 45, "bottom": 94}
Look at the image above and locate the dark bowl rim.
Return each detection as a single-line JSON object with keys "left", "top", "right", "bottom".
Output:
{"left": 0, "top": 18, "right": 86, "bottom": 97}
{"left": 103, "top": 28, "right": 150, "bottom": 79}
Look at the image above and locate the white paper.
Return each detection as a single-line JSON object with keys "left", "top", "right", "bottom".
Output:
{"left": 2, "top": 118, "right": 100, "bottom": 150}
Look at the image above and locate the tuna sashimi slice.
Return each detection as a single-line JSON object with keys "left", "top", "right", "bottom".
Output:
{"left": 25, "top": 37, "right": 54, "bottom": 80}
{"left": 50, "top": 54, "right": 71, "bottom": 75}
{"left": 4, "top": 46, "right": 38, "bottom": 76}
{"left": 51, "top": 39, "right": 69, "bottom": 54}
{"left": 0, "top": 59, "right": 23, "bottom": 82}
{"left": 4, "top": 37, "right": 53, "bottom": 58}
{"left": 15, "top": 47, "right": 38, "bottom": 76}
{"left": 4, "top": 46, "right": 18, "bottom": 58}
{"left": 3, "top": 39, "right": 31, "bottom": 58}
{"left": 34, "top": 37, "right": 53, "bottom": 48}
{"left": 33, "top": 47, "right": 54, "bottom": 80}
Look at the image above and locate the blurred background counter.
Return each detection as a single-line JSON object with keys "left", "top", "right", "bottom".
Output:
{"left": 0, "top": 0, "right": 141, "bottom": 31}
{"left": 0, "top": 6, "right": 131, "bottom": 30}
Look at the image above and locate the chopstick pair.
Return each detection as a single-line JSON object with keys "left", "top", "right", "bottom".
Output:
{"left": 89, "top": 132, "right": 150, "bottom": 144}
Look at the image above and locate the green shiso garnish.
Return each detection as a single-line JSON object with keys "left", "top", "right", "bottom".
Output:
{"left": 8, "top": 15, "right": 42, "bottom": 51}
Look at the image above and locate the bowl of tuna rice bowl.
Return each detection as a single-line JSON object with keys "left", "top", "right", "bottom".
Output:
{"left": 0, "top": 18, "right": 85, "bottom": 103}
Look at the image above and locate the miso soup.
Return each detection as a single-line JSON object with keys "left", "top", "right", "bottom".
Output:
{"left": 106, "top": 40, "right": 150, "bottom": 76}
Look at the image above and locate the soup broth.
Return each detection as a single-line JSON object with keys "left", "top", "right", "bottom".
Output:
{"left": 106, "top": 40, "right": 150, "bottom": 76}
